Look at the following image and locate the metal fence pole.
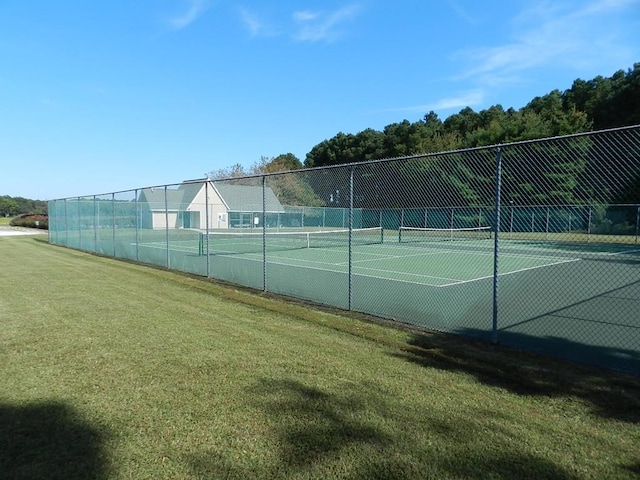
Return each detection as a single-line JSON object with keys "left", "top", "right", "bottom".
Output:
{"left": 63, "top": 198, "right": 68, "bottom": 246}
{"left": 492, "top": 147, "right": 503, "bottom": 344}
{"left": 262, "top": 176, "right": 267, "bottom": 292}
{"left": 112, "top": 193, "right": 116, "bottom": 258}
{"left": 164, "top": 186, "right": 169, "bottom": 269}
{"left": 348, "top": 166, "right": 354, "bottom": 311}
{"left": 93, "top": 196, "right": 97, "bottom": 252}
{"left": 135, "top": 189, "right": 139, "bottom": 262}
{"left": 205, "top": 181, "right": 210, "bottom": 276}
{"left": 77, "top": 197, "right": 82, "bottom": 249}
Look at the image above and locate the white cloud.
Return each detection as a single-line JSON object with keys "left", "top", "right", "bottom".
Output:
{"left": 293, "top": 5, "right": 362, "bottom": 43}
{"left": 384, "top": 90, "right": 486, "bottom": 114}
{"left": 446, "top": 0, "right": 478, "bottom": 25}
{"left": 168, "top": 0, "right": 212, "bottom": 30}
{"left": 456, "top": 0, "right": 639, "bottom": 83}
{"left": 239, "top": 9, "right": 281, "bottom": 38}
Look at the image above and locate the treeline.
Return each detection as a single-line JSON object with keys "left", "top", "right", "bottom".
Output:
{"left": 304, "top": 64, "right": 640, "bottom": 168}
{"left": 215, "top": 64, "right": 639, "bottom": 209}
{"left": 0, "top": 196, "right": 48, "bottom": 217}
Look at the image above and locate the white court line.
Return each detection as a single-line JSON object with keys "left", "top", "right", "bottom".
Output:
{"left": 195, "top": 244, "right": 586, "bottom": 288}
{"left": 436, "top": 257, "right": 582, "bottom": 287}
{"left": 221, "top": 253, "right": 582, "bottom": 288}
{"left": 609, "top": 248, "right": 640, "bottom": 256}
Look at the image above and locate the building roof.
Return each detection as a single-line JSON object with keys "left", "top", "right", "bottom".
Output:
{"left": 213, "top": 183, "right": 285, "bottom": 212}
{"left": 139, "top": 181, "right": 285, "bottom": 212}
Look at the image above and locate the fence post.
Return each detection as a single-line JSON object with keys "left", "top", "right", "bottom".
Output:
{"left": 164, "top": 186, "right": 169, "bottom": 269}
{"left": 135, "top": 189, "right": 140, "bottom": 262}
{"left": 492, "top": 147, "right": 503, "bottom": 344}
{"left": 93, "top": 196, "right": 97, "bottom": 252}
{"left": 112, "top": 193, "right": 116, "bottom": 258}
{"left": 262, "top": 177, "right": 267, "bottom": 292}
{"left": 205, "top": 182, "right": 210, "bottom": 277}
{"left": 63, "top": 198, "right": 68, "bottom": 246}
{"left": 348, "top": 165, "right": 354, "bottom": 311}
{"left": 77, "top": 197, "right": 82, "bottom": 249}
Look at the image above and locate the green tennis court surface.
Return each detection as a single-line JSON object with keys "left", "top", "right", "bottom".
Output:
{"left": 133, "top": 231, "right": 640, "bottom": 373}
{"left": 212, "top": 241, "right": 579, "bottom": 287}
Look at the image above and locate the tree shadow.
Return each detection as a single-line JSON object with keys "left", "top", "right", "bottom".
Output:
{"left": 186, "top": 378, "right": 582, "bottom": 479}
{"left": 0, "top": 402, "right": 110, "bottom": 480}
{"left": 395, "top": 328, "right": 640, "bottom": 424}
{"left": 247, "top": 378, "right": 391, "bottom": 468}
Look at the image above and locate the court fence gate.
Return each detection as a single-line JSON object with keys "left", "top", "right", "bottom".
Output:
{"left": 48, "top": 125, "right": 640, "bottom": 374}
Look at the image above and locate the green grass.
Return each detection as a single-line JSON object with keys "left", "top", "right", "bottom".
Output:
{"left": 1, "top": 236, "right": 639, "bottom": 479}
{"left": 0, "top": 217, "right": 11, "bottom": 226}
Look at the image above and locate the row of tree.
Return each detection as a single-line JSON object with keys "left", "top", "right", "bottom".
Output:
{"left": 209, "top": 65, "right": 639, "bottom": 209}
{"left": 304, "top": 64, "right": 640, "bottom": 167}
{"left": 0, "top": 196, "right": 48, "bottom": 217}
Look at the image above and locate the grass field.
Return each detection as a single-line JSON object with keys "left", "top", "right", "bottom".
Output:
{"left": 1, "top": 235, "right": 639, "bottom": 479}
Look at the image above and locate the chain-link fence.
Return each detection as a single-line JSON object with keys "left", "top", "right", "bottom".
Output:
{"left": 48, "top": 125, "right": 640, "bottom": 374}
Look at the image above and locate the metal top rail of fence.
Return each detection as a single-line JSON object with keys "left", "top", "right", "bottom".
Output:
{"left": 48, "top": 125, "right": 640, "bottom": 374}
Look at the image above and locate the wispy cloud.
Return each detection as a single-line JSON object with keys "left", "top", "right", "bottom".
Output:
{"left": 239, "top": 9, "right": 279, "bottom": 37}
{"left": 292, "top": 5, "right": 362, "bottom": 43}
{"left": 168, "top": 0, "right": 212, "bottom": 30}
{"left": 384, "top": 90, "right": 486, "bottom": 114}
{"left": 456, "top": 0, "right": 639, "bottom": 83}
{"left": 446, "top": 0, "right": 478, "bottom": 25}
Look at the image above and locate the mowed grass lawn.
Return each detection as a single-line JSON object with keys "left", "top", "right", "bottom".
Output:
{"left": 1, "top": 236, "right": 639, "bottom": 480}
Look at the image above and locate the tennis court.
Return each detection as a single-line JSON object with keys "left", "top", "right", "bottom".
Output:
{"left": 148, "top": 227, "right": 634, "bottom": 373}
{"left": 48, "top": 126, "right": 640, "bottom": 374}
{"left": 195, "top": 229, "right": 577, "bottom": 287}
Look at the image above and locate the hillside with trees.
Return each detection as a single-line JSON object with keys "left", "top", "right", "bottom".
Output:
{"left": 212, "top": 65, "right": 638, "bottom": 210}
{"left": 304, "top": 64, "right": 639, "bottom": 168}
{"left": 0, "top": 195, "right": 47, "bottom": 218}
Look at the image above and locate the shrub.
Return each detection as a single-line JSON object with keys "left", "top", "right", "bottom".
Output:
{"left": 10, "top": 214, "right": 49, "bottom": 229}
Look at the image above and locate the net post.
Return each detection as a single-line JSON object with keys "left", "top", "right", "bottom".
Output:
{"left": 545, "top": 206, "right": 550, "bottom": 241}
{"left": 587, "top": 206, "right": 592, "bottom": 243}
{"left": 449, "top": 208, "right": 454, "bottom": 241}
{"left": 491, "top": 146, "right": 502, "bottom": 345}
{"left": 636, "top": 205, "right": 639, "bottom": 244}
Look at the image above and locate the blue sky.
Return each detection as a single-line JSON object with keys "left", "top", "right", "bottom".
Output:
{"left": 1, "top": 0, "right": 638, "bottom": 200}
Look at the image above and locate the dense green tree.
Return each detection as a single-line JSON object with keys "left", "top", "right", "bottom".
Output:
{"left": 0, "top": 196, "right": 47, "bottom": 216}
{"left": 213, "top": 64, "right": 639, "bottom": 207}
{"left": 0, "top": 198, "right": 20, "bottom": 217}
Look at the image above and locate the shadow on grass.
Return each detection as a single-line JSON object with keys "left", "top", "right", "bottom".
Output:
{"left": 0, "top": 402, "right": 109, "bottom": 480}
{"left": 395, "top": 328, "right": 640, "bottom": 424}
{"left": 187, "top": 378, "right": 582, "bottom": 479}
{"left": 249, "top": 378, "right": 391, "bottom": 468}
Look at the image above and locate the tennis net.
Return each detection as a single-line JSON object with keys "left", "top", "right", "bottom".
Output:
{"left": 199, "top": 227, "right": 384, "bottom": 255}
{"left": 399, "top": 226, "right": 492, "bottom": 243}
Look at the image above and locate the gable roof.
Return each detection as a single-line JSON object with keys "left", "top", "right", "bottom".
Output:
{"left": 139, "top": 181, "right": 285, "bottom": 213}
{"left": 213, "top": 183, "right": 285, "bottom": 212}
